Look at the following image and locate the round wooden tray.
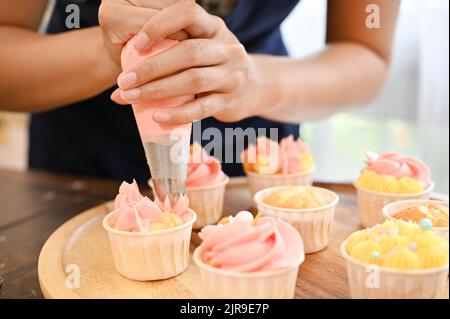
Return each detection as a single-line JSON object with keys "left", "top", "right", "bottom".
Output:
{"left": 38, "top": 179, "right": 449, "bottom": 299}
{"left": 38, "top": 201, "right": 204, "bottom": 298}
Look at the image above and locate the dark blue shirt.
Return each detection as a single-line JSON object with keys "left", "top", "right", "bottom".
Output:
{"left": 30, "top": 0, "right": 301, "bottom": 182}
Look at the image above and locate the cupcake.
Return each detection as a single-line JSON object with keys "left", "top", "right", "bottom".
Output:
{"left": 383, "top": 200, "right": 449, "bottom": 240}
{"left": 241, "top": 135, "right": 316, "bottom": 198}
{"left": 254, "top": 186, "right": 339, "bottom": 254}
{"left": 342, "top": 220, "right": 449, "bottom": 299}
{"left": 186, "top": 143, "right": 229, "bottom": 229}
{"left": 150, "top": 143, "right": 229, "bottom": 229}
{"left": 103, "top": 180, "right": 197, "bottom": 281}
{"left": 193, "top": 211, "right": 305, "bottom": 299}
{"left": 355, "top": 152, "right": 434, "bottom": 227}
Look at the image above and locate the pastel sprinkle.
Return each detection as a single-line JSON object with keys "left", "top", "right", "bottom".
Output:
{"left": 409, "top": 242, "right": 418, "bottom": 251}
{"left": 371, "top": 251, "right": 381, "bottom": 260}
{"left": 419, "top": 218, "right": 433, "bottom": 231}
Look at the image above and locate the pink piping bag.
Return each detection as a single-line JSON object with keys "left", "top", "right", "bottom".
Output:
{"left": 121, "top": 37, "right": 194, "bottom": 204}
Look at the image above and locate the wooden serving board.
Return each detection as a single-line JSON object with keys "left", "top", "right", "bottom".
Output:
{"left": 37, "top": 179, "right": 448, "bottom": 299}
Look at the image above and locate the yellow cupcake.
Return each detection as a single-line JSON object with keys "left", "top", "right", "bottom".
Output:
{"left": 397, "top": 177, "right": 425, "bottom": 194}
{"left": 434, "top": 236, "right": 450, "bottom": 250}
{"left": 418, "top": 246, "right": 449, "bottom": 269}
{"left": 409, "top": 231, "right": 439, "bottom": 252}
{"left": 382, "top": 248, "right": 422, "bottom": 270}
{"left": 357, "top": 170, "right": 423, "bottom": 194}
{"left": 346, "top": 230, "right": 369, "bottom": 253}
{"left": 376, "top": 235, "right": 409, "bottom": 255}
{"left": 345, "top": 220, "right": 449, "bottom": 271}
{"left": 375, "top": 221, "right": 401, "bottom": 236}
{"left": 350, "top": 241, "right": 383, "bottom": 265}
{"left": 150, "top": 212, "right": 184, "bottom": 231}
{"left": 398, "top": 222, "right": 420, "bottom": 237}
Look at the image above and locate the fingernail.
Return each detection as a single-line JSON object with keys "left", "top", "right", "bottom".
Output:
{"left": 154, "top": 111, "right": 172, "bottom": 122}
{"left": 110, "top": 89, "right": 120, "bottom": 100}
{"left": 134, "top": 32, "right": 150, "bottom": 50}
{"left": 118, "top": 72, "right": 137, "bottom": 89}
{"left": 121, "top": 88, "right": 141, "bottom": 100}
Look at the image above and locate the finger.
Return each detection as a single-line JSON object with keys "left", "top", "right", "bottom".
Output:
{"left": 153, "top": 94, "right": 225, "bottom": 125}
{"left": 134, "top": 1, "right": 222, "bottom": 51}
{"left": 120, "top": 67, "right": 227, "bottom": 102}
{"left": 99, "top": 3, "right": 187, "bottom": 46}
{"left": 99, "top": 4, "right": 156, "bottom": 45}
{"left": 117, "top": 39, "right": 227, "bottom": 90}
{"left": 167, "top": 30, "right": 190, "bottom": 42}
{"left": 131, "top": 0, "right": 191, "bottom": 10}
{"left": 110, "top": 88, "right": 129, "bottom": 105}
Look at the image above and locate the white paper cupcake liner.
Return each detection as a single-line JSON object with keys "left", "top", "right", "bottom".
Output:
{"left": 245, "top": 169, "right": 314, "bottom": 199}
{"left": 341, "top": 241, "right": 449, "bottom": 299}
{"left": 103, "top": 212, "right": 196, "bottom": 281}
{"left": 149, "top": 177, "right": 229, "bottom": 230}
{"left": 186, "top": 177, "right": 229, "bottom": 229}
{"left": 254, "top": 186, "right": 339, "bottom": 254}
{"left": 355, "top": 183, "right": 435, "bottom": 228}
{"left": 193, "top": 248, "right": 304, "bottom": 299}
{"left": 383, "top": 199, "right": 449, "bottom": 240}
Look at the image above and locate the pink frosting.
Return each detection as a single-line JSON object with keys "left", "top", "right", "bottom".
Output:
{"left": 121, "top": 38, "right": 194, "bottom": 143}
{"left": 364, "top": 152, "right": 431, "bottom": 187}
{"left": 279, "top": 135, "right": 313, "bottom": 174}
{"left": 110, "top": 180, "right": 193, "bottom": 232}
{"left": 241, "top": 135, "right": 313, "bottom": 174}
{"left": 198, "top": 212, "right": 304, "bottom": 272}
{"left": 187, "top": 147, "right": 225, "bottom": 187}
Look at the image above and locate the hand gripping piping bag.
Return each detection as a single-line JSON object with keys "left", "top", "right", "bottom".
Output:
{"left": 121, "top": 37, "right": 194, "bottom": 204}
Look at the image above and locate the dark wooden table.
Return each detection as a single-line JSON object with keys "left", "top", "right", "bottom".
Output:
{"left": 0, "top": 169, "right": 124, "bottom": 299}
{"left": 0, "top": 168, "right": 355, "bottom": 299}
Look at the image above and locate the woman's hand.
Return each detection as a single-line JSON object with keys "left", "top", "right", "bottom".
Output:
{"left": 110, "top": 1, "right": 268, "bottom": 124}
{"left": 98, "top": 0, "right": 188, "bottom": 66}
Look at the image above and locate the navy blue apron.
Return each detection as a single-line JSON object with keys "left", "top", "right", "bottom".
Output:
{"left": 30, "top": 0, "right": 301, "bottom": 182}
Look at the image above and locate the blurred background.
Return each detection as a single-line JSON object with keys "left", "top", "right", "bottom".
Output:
{"left": 0, "top": 0, "right": 449, "bottom": 193}
{"left": 283, "top": 0, "right": 449, "bottom": 194}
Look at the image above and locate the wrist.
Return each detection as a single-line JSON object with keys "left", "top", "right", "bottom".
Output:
{"left": 248, "top": 55, "right": 285, "bottom": 118}
{"left": 92, "top": 27, "right": 121, "bottom": 87}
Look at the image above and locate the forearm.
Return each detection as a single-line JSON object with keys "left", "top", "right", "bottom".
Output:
{"left": 0, "top": 26, "right": 120, "bottom": 112}
{"left": 255, "top": 42, "right": 388, "bottom": 123}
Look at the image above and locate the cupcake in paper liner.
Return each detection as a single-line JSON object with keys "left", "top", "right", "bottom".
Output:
{"left": 255, "top": 186, "right": 339, "bottom": 254}
{"left": 185, "top": 143, "right": 229, "bottom": 229}
{"left": 193, "top": 211, "right": 305, "bottom": 299}
{"left": 241, "top": 135, "right": 316, "bottom": 198}
{"left": 383, "top": 200, "right": 449, "bottom": 240}
{"left": 103, "top": 180, "right": 196, "bottom": 281}
{"left": 342, "top": 220, "right": 449, "bottom": 299}
{"left": 354, "top": 152, "right": 434, "bottom": 228}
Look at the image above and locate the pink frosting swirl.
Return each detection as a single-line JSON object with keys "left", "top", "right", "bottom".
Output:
{"left": 241, "top": 135, "right": 314, "bottom": 174}
{"left": 187, "top": 146, "right": 225, "bottom": 187}
{"left": 197, "top": 212, "right": 304, "bottom": 272}
{"left": 110, "top": 180, "right": 193, "bottom": 232}
{"left": 279, "top": 135, "right": 313, "bottom": 174}
{"left": 364, "top": 152, "right": 431, "bottom": 187}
